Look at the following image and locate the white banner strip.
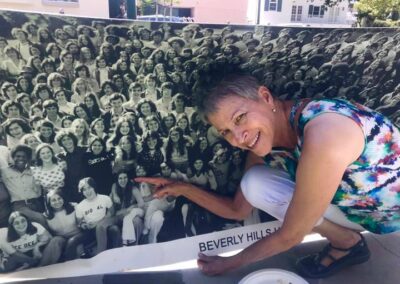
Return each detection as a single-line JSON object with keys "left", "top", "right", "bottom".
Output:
{"left": 0, "top": 221, "right": 281, "bottom": 282}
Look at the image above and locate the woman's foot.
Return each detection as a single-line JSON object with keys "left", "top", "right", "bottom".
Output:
{"left": 296, "top": 233, "right": 370, "bottom": 279}
{"left": 320, "top": 232, "right": 361, "bottom": 267}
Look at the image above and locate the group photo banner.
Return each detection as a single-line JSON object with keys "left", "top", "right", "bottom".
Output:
{"left": 0, "top": 8, "right": 398, "bottom": 280}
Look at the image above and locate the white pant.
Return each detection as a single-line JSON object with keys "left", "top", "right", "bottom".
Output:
{"left": 144, "top": 198, "right": 174, "bottom": 231}
{"left": 143, "top": 198, "right": 175, "bottom": 243}
{"left": 240, "top": 165, "right": 364, "bottom": 231}
{"left": 122, "top": 208, "right": 144, "bottom": 243}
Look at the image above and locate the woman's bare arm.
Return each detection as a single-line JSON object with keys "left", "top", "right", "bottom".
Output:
{"left": 198, "top": 113, "right": 365, "bottom": 275}
{"left": 136, "top": 151, "right": 264, "bottom": 220}
{"left": 132, "top": 187, "right": 145, "bottom": 208}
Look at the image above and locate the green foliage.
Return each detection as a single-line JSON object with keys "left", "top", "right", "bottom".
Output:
{"left": 355, "top": 0, "right": 400, "bottom": 20}
{"left": 325, "top": 0, "right": 400, "bottom": 19}
{"left": 372, "top": 19, "right": 393, "bottom": 27}
{"left": 140, "top": 0, "right": 180, "bottom": 7}
{"left": 141, "top": 0, "right": 155, "bottom": 8}
{"left": 139, "top": 0, "right": 181, "bottom": 15}
{"left": 372, "top": 19, "right": 400, "bottom": 27}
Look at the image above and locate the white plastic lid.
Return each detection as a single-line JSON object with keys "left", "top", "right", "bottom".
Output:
{"left": 239, "top": 269, "right": 309, "bottom": 284}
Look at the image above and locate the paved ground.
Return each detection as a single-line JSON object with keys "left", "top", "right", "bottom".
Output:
{"left": 10, "top": 231, "right": 400, "bottom": 284}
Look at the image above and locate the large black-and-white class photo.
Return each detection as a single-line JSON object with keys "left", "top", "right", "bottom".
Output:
{"left": 0, "top": 8, "right": 399, "bottom": 274}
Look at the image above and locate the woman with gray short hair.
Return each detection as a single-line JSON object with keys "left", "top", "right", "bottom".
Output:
{"left": 137, "top": 74, "right": 400, "bottom": 278}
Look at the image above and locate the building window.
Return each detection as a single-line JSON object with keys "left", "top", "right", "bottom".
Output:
{"left": 308, "top": 5, "right": 325, "bottom": 18}
{"left": 270, "top": 0, "right": 277, "bottom": 11}
{"left": 291, "top": 5, "right": 303, "bottom": 22}
{"left": 297, "top": 6, "right": 303, "bottom": 21}
{"left": 264, "top": 0, "right": 282, "bottom": 12}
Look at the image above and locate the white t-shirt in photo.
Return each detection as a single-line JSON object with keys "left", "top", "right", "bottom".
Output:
{"left": 75, "top": 194, "right": 112, "bottom": 224}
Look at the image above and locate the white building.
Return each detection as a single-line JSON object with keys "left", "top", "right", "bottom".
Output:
{"left": 259, "top": 0, "right": 356, "bottom": 27}
{"left": 0, "top": 0, "right": 356, "bottom": 27}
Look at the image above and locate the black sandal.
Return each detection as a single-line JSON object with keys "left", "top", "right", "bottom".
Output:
{"left": 296, "top": 233, "right": 371, "bottom": 279}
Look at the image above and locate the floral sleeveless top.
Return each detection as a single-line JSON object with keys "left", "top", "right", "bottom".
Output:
{"left": 264, "top": 98, "right": 400, "bottom": 234}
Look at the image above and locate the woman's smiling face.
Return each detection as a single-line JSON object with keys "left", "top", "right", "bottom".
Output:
{"left": 119, "top": 121, "right": 131, "bottom": 135}
{"left": 76, "top": 81, "right": 86, "bottom": 92}
{"left": 91, "top": 140, "right": 104, "bottom": 155}
{"left": 140, "top": 103, "right": 152, "bottom": 116}
{"left": 104, "top": 84, "right": 113, "bottom": 95}
{"left": 9, "top": 123, "right": 24, "bottom": 138}
{"left": 19, "top": 78, "right": 29, "bottom": 90}
{"left": 84, "top": 96, "right": 94, "bottom": 107}
{"left": 49, "top": 193, "right": 64, "bottom": 210}
{"left": 120, "top": 136, "right": 132, "bottom": 151}
{"left": 147, "top": 120, "right": 159, "bottom": 132}
{"left": 177, "top": 117, "right": 188, "bottom": 130}
{"left": 7, "top": 106, "right": 20, "bottom": 118}
{"left": 118, "top": 173, "right": 128, "bottom": 187}
{"left": 170, "top": 130, "right": 180, "bottom": 143}
{"left": 12, "top": 216, "right": 28, "bottom": 236}
{"left": 61, "top": 135, "right": 74, "bottom": 151}
{"left": 62, "top": 119, "right": 72, "bottom": 128}
{"left": 26, "top": 136, "right": 40, "bottom": 149}
{"left": 199, "top": 138, "right": 208, "bottom": 150}
{"left": 32, "top": 107, "right": 43, "bottom": 117}
{"left": 56, "top": 91, "right": 67, "bottom": 102}
{"left": 147, "top": 137, "right": 157, "bottom": 150}
{"left": 40, "top": 125, "right": 53, "bottom": 138}
{"left": 132, "top": 54, "right": 141, "bottom": 64}
{"left": 39, "top": 146, "right": 53, "bottom": 163}
{"left": 73, "top": 122, "right": 85, "bottom": 135}
{"left": 6, "top": 86, "right": 18, "bottom": 99}
{"left": 94, "top": 120, "right": 105, "bottom": 132}
{"left": 164, "top": 116, "right": 175, "bottom": 128}
{"left": 207, "top": 89, "right": 276, "bottom": 157}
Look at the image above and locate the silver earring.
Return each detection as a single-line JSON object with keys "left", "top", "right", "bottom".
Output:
{"left": 272, "top": 108, "right": 277, "bottom": 113}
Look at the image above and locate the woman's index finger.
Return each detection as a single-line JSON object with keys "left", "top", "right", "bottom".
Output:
{"left": 134, "top": 177, "right": 170, "bottom": 184}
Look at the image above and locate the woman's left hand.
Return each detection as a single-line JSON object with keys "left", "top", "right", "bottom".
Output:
{"left": 197, "top": 253, "right": 240, "bottom": 276}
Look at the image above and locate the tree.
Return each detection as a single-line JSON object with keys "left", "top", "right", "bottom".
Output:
{"left": 324, "top": 0, "right": 400, "bottom": 20}
{"left": 138, "top": 0, "right": 156, "bottom": 15}
{"left": 355, "top": 0, "right": 400, "bottom": 20}
{"left": 138, "top": 0, "right": 180, "bottom": 16}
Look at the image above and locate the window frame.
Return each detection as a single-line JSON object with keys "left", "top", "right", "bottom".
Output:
{"left": 308, "top": 5, "right": 325, "bottom": 18}
{"left": 264, "top": 0, "right": 282, "bottom": 12}
{"left": 291, "top": 5, "right": 303, "bottom": 22}
{"left": 269, "top": 0, "right": 277, "bottom": 11}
